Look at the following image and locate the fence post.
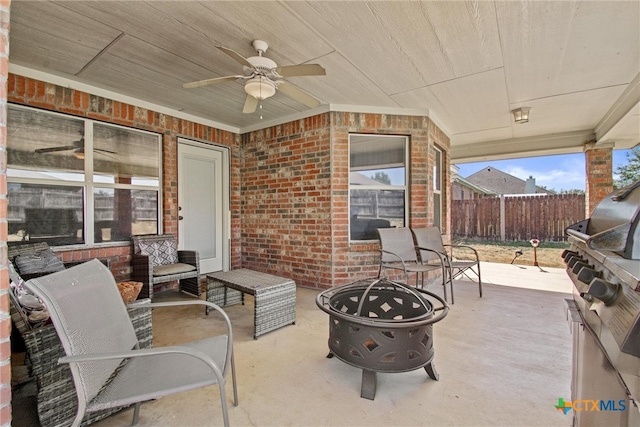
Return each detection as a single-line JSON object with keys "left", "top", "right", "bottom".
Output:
{"left": 500, "top": 195, "right": 506, "bottom": 241}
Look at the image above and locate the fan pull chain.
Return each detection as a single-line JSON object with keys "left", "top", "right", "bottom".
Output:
{"left": 259, "top": 103, "right": 263, "bottom": 120}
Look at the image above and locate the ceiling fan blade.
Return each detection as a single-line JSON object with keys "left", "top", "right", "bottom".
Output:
{"left": 277, "top": 82, "right": 321, "bottom": 109}
{"left": 243, "top": 95, "right": 258, "bottom": 114}
{"left": 276, "top": 64, "right": 326, "bottom": 77}
{"left": 35, "top": 145, "right": 76, "bottom": 153}
{"left": 216, "top": 45, "right": 254, "bottom": 69}
{"left": 96, "top": 148, "right": 118, "bottom": 155}
{"left": 183, "top": 75, "right": 243, "bottom": 89}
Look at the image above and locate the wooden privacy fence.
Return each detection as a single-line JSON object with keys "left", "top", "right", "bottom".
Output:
{"left": 451, "top": 194, "right": 585, "bottom": 242}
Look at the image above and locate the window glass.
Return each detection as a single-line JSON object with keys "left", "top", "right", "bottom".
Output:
{"left": 94, "top": 188, "right": 158, "bottom": 242}
{"left": 8, "top": 183, "right": 84, "bottom": 245}
{"left": 94, "top": 123, "right": 160, "bottom": 186}
{"left": 349, "top": 134, "right": 408, "bottom": 240}
{"left": 7, "top": 105, "right": 161, "bottom": 247}
{"left": 7, "top": 107, "right": 85, "bottom": 180}
{"left": 433, "top": 147, "right": 442, "bottom": 230}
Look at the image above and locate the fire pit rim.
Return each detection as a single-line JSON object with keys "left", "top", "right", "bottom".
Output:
{"left": 315, "top": 277, "right": 449, "bottom": 328}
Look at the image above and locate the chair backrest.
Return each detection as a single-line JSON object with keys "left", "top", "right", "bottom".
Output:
{"left": 132, "top": 234, "right": 179, "bottom": 266}
{"left": 377, "top": 228, "right": 419, "bottom": 262}
{"left": 412, "top": 227, "right": 447, "bottom": 263}
{"left": 24, "top": 259, "right": 139, "bottom": 404}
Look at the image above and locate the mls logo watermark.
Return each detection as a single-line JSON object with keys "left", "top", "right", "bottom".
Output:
{"left": 555, "top": 398, "right": 627, "bottom": 414}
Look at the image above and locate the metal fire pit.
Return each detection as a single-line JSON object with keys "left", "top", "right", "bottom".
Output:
{"left": 316, "top": 277, "right": 449, "bottom": 400}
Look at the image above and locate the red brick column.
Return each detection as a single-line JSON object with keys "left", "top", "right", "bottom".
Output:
{"left": 584, "top": 141, "right": 614, "bottom": 217}
{"left": 0, "top": 1, "right": 10, "bottom": 425}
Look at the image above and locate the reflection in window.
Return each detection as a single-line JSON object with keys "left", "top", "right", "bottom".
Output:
{"left": 8, "top": 183, "right": 84, "bottom": 245}
{"left": 7, "top": 105, "right": 161, "bottom": 246}
{"left": 349, "top": 134, "right": 408, "bottom": 240}
{"left": 94, "top": 188, "right": 158, "bottom": 242}
{"left": 94, "top": 123, "right": 160, "bottom": 186}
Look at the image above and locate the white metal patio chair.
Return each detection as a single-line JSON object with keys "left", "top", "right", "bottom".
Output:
{"left": 24, "top": 259, "right": 238, "bottom": 427}
{"left": 412, "top": 226, "right": 482, "bottom": 304}
{"left": 376, "top": 227, "right": 446, "bottom": 290}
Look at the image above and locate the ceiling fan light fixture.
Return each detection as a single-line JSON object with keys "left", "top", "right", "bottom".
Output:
{"left": 511, "top": 107, "right": 531, "bottom": 124}
{"left": 244, "top": 76, "right": 276, "bottom": 101}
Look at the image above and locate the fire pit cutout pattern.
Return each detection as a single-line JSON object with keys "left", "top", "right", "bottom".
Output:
{"left": 317, "top": 278, "right": 449, "bottom": 400}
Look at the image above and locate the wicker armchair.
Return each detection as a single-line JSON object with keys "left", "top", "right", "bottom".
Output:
{"left": 8, "top": 242, "right": 152, "bottom": 427}
{"left": 131, "top": 234, "right": 200, "bottom": 300}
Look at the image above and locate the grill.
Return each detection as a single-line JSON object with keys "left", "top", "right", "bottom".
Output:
{"left": 316, "top": 278, "right": 449, "bottom": 400}
{"left": 563, "top": 181, "right": 640, "bottom": 426}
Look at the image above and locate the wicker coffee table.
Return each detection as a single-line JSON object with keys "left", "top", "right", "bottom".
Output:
{"left": 206, "top": 269, "right": 296, "bottom": 339}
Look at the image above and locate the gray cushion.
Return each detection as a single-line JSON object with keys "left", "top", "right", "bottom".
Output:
{"left": 152, "top": 263, "right": 196, "bottom": 277}
{"left": 14, "top": 249, "right": 65, "bottom": 275}
{"left": 138, "top": 239, "right": 179, "bottom": 267}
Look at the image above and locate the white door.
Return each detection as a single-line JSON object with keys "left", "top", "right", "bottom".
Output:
{"left": 178, "top": 139, "right": 229, "bottom": 273}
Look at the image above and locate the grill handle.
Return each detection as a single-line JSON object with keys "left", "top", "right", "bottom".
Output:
{"left": 567, "top": 223, "right": 630, "bottom": 252}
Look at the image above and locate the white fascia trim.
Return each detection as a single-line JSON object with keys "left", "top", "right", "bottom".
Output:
{"left": 329, "top": 104, "right": 430, "bottom": 118}
{"left": 9, "top": 63, "right": 241, "bottom": 134}
{"left": 239, "top": 104, "right": 331, "bottom": 133}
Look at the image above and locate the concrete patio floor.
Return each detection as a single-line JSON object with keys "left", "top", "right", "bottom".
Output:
{"left": 15, "top": 261, "right": 575, "bottom": 426}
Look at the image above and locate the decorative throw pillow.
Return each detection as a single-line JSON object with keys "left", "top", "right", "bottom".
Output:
{"left": 138, "top": 239, "right": 178, "bottom": 267}
{"left": 15, "top": 249, "right": 65, "bottom": 275}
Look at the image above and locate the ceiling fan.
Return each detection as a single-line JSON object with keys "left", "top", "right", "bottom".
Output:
{"left": 34, "top": 137, "right": 117, "bottom": 159}
{"left": 183, "top": 40, "right": 326, "bottom": 114}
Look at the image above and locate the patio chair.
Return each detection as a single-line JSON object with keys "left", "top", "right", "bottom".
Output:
{"left": 412, "top": 226, "right": 482, "bottom": 304}
{"left": 131, "top": 234, "right": 200, "bottom": 300}
{"left": 376, "top": 227, "right": 445, "bottom": 289}
{"left": 24, "top": 259, "right": 238, "bottom": 427}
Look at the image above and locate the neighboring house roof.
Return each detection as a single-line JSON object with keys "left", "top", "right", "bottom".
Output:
{"left": 350, "top": 172, "right": 388, "bottom": 186}
{"left": 453, "top": 175, "right": 496, "bottom": 196}
{"left": 464, "top": 166, "right": 549, "bottom": 195}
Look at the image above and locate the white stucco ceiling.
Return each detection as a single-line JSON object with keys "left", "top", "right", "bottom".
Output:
{"left": 8, "top": 0, "right": 640, "bottom": 162}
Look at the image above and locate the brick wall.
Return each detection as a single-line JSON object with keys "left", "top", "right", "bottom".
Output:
{"left": 241, "top": 111, "right": 450, "bottom": 289}
{"left": 6, "top": 74, "right": 242, "bottom": 281}
{"left": 0, "top": 1, "right": 10, "bottom": 424}
{"left": 241, "top": 114, "right": 333, "bottom": 288}
{"left": 584, "top": 142, "right": 613, "bottom": 217}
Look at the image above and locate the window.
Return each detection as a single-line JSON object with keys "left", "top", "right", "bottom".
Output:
{"left": 349, "top": 134, "right": 408, "bottom": 240}
{"left": 7, "top": 105, "right": 161, "bottom": 246}
{"left": 433, "top": 147, "right": 442, "bottom": 231}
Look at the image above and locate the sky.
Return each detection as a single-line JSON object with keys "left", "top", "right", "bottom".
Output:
{"left": 454, "top": 149, "right": 633, "bottom": 192}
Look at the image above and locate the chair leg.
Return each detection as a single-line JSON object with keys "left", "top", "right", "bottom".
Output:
{"left": 132, "top": 402, "right": 141, "bottom": 426}
{"left": 448, "top": 266, "right": 455, "bottom": 305}
{"left": 477, "top": 264, "right": 482, "bottom": 298}
{"left": 219, "top": 382, "right": 230, "bottom": 427}
{"left": 231, "top": 352, "right": 239, "bottom": 406}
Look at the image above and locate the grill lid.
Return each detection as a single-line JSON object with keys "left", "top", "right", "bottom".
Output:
{"left": 566, "top": 180, "right": 640, "bottom": 260}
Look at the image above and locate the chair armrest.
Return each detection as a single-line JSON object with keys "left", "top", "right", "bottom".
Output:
{"left": 59, "top": 345, "right": 226, "bottom": 381}
{"left": 131, "top": 253, "right": 152, "bottom": 277}
{"left": 128, "top": 300, "right": 232, "bottom": 338}
{"left": 177, "top": 250, "right": 199, "bottom": 269}
{"left": 416, "top": 246, "right": 451, "bottom": 276}
{"left": 444, "top": 244, "right": 480, "bottom": 261}
{"left": 62, "top": 300, "right": 233, "bottom": 380}
{"left": 379, "top": 248, "right": 408, "bottom": 267}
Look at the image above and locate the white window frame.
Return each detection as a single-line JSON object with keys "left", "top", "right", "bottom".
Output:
{"left": 348, "top": 133, "right": 409, "bottom": 241}
{"left": 7, "top": 104, "right": 163, "bottom": 247}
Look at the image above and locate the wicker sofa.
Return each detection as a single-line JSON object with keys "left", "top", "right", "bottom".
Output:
{"left": 131, "top": 234, "right": 200, "bottom": 300}
{"left": 8, "top": 243, "right": 153, "bottom": 427}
